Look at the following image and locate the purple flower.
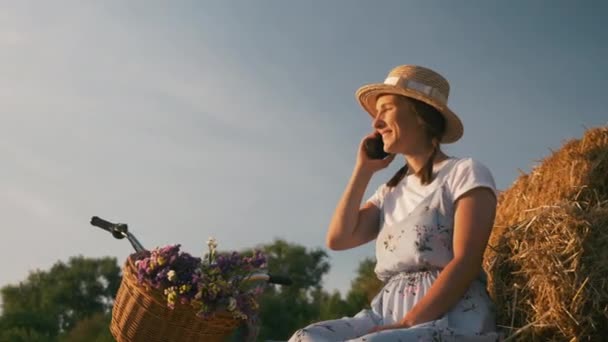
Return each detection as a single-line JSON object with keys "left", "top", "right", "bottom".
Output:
{"left": 133, "top": 240, "right": 267, "bottom": 322}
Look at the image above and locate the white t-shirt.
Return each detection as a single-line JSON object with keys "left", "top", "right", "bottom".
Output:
{"left": 366, "top": 157, "right": 498, "bottom": 227}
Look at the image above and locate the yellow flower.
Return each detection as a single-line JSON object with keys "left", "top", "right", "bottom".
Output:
{"left": 179, "top": 284, "right": 191, "bottom": 294}
{"left": 167, "top": 270, "right": 177, "bottom": 282}
{"left": 165, "top": 287, "right": 177, "bottom": 307}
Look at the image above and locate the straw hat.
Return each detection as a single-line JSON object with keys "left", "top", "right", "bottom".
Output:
{"left": 356, "top": 65, "right": 463, "bottom": 143}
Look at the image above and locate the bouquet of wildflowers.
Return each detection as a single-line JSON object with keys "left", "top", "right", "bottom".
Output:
{"left": 133, "top": 237, "right": 267, "bottom": 321}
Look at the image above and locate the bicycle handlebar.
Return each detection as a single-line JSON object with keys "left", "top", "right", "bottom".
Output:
{"left": 268, "top": 275, "right": 292, "bottom": 286}
{"left": 90, "top": 216, "right": 292, "bottom": 286}
{"left": 90, "top": 216, "right": 145, "bottom": 252}
{"left": 90, "top": 216, "right": 115, "bottom": 231}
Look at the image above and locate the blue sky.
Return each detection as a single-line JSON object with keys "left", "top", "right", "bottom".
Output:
{"left": 1, "top": 1, "right": 606, "bottom": 297}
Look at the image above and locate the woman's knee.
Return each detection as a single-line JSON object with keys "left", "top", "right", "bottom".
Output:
{"left": 287, "top": 327, "right": 318, "bottom": 342}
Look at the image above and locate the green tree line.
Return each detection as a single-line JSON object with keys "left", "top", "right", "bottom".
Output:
{"left": 0, "top": 240, "right": 383, "bottom": 341}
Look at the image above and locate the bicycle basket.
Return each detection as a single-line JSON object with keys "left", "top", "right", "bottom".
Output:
{"left": 110, "top": 255, "right": 242, "bottom": 342}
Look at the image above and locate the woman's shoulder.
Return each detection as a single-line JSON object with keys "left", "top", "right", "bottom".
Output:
{"left": 444, "top": 156, "right": 498, "bottom": 199}
{"left": 448, "top": 156, "right": 493, "bottom": 175}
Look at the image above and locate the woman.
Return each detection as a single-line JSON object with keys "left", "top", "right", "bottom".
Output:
{"left": 288, "top": 65, "right": 501, "bottom": 341}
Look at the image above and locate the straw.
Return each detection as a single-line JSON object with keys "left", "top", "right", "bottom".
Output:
{"left": 484, "top": 126, "right": 608, "bottom": 341}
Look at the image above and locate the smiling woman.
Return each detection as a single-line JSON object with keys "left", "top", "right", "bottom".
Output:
{"left": 374, "top": 95, "right": 448, "bottom": 187}
{"left": 289, "top": 65, "right": 501, "bottom": 341}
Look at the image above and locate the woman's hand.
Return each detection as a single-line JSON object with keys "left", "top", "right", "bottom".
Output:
{"left": 355, "top": 132, "right": 395, "bottom": 174}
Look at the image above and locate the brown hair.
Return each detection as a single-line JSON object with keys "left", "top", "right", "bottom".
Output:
{"left": 386, "top": 97, "right": 447, "bottom": 187}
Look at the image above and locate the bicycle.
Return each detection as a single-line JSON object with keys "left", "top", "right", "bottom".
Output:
{"left": 90, "top": 216, "right": 292, "bottom": 342}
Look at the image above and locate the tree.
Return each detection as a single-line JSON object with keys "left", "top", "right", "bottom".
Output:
{"left": 344, "top": 257, "right": 383, "bottom": 310}
{"left": 251, "top": 245, "right": 384, "bottom": 340}
{"left": 58, "top": 313, "right": 114, "bottom": 342}
{"left": 0, "top": 256, "right": 121, "bottom": 339}
{"left": 312, "top": 257, "right": 384, "bottom": 324}
{"left": 0, "top": 311, "right": 56, "bottom": 342}
{"left": 250, "top": 239, "right": 331, "bottom": 341}
{"left": 314, "top": 289, "right": 353, "bottom": 321}
{"left": 0, "top": 245, "right": 385, "bottom": 341}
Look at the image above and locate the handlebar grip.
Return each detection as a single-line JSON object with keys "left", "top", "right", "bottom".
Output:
{"left": 268, "top": 275, "right": 292, "bottom": 286}
{"left": 91, "top": 216, "right": 115, "bottom": 230}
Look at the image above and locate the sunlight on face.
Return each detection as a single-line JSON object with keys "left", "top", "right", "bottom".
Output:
{"left": 373, "top": 94, "right": 427, "bottom": 154}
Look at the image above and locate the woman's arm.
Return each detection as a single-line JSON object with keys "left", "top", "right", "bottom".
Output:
{"left": 399, "top": 186, "right": 497, "bottom": 327}
{"left": 326, "top": 167, "right": 380, "bottom": 251}
{"left": 326, "top": 134, "right": 395, "bottom": 251}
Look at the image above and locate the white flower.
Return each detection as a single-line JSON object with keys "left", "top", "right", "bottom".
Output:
{"left": 167, "top": 270, "right": 177, "bottom": 282}
{"left": 207, "top": 237, "right": 218, "bottom": 251}
{"left": 227, "top": 297, "right": 237, "bottom": 311}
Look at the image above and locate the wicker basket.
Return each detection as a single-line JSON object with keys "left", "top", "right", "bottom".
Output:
{"left": 110, "top": 255, "right": 242, "bottom": 342}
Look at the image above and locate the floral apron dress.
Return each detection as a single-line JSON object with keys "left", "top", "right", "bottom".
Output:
{"left": 288, "top": 160, "right": 500, "bottom": 342}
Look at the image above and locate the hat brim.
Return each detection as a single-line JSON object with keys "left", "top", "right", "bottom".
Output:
{"left": 356, "top": 83, "right": 463, "bottom": 144}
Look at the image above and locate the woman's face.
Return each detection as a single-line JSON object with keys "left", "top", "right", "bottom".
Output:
{"left": 372, "top": 94, "right": 428, "bottom": 155}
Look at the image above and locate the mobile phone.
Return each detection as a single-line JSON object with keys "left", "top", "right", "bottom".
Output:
{"left": 364, "top": 134, "right": 390, "bottom": 160}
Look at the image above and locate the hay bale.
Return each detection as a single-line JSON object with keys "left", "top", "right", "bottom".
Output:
{"left": 484, "top": 126, "right": 608, "bottom": 341}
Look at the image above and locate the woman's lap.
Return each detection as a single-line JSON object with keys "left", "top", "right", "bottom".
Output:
{"left": 287, "top": 309, "right": 378, "bottom": 342}
{"left": 287, "top": 311, "right": 500, "bottom": 342}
